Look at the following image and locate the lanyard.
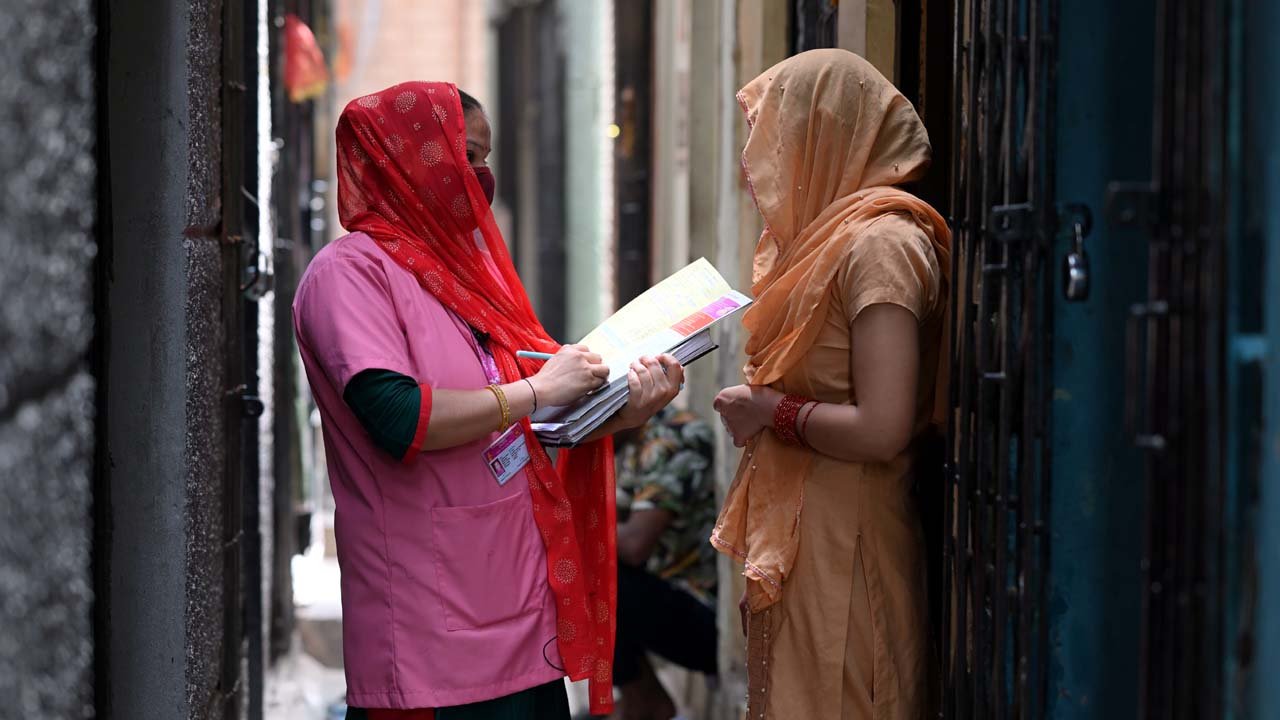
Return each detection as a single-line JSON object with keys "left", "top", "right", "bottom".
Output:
{"left": 464, "top": 324, "right": 502, "bottom": 386}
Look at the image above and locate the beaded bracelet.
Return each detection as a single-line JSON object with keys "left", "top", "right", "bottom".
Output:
{"left": 772, "top": 394, "right": 809, "bottom": 445}
{"left": 486, "top": 384, "right": 511, "bottom": 431}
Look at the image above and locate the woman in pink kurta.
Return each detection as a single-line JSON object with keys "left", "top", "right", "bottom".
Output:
{"left": 293, "top": 84, "right": 684, "bottom": 720}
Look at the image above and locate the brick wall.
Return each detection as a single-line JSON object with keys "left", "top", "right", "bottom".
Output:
{"left": 334, "top": 0, "right": 489, "bottom": 108}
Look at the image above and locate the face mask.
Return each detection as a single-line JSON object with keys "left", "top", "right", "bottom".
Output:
{"left": 472, "top": 165, "right": 495, "bottom": 205}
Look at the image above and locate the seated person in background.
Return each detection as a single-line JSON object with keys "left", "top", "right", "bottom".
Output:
{"left": 610, "top": 407, "right": 719, "bottom": 720}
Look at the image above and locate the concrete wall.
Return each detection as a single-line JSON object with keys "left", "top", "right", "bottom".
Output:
{"left": 561, "top": 0, "right": 614, "bottom": 340}
{"left": 183, "top": 1, "right": 232, "bottom": 714}
{"left": 837, "top": 0, "right": 899, "bottom": 82}
{"left": 0, "top": 0, "right": 98, "bottom": 716}
{"left": 103, "top": 0, "right": 229, "bottom": 715}
{"left": 650, "top": 0, "right": 692, "bottom": 284}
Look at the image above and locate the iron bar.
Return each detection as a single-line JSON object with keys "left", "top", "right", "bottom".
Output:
{"left": 944, "top": 0, "right": 1055, "bottom": 716}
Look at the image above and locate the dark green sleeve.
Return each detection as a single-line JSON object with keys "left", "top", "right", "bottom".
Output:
{"left": 343, "top": 368, "right": 423, "bottom": 461}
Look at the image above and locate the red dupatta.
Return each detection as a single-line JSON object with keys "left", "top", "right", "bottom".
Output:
{"left": 336, "top": 82, "right": 617, "bottom": 714}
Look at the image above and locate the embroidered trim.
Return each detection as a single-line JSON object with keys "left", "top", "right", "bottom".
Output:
{"left": 709, "top": 532, "right": 782, "bottom": 592}
{"left": 746, "top": 607, "right": 774, "bottom": 720}
{"left": 736, "top": 91, "right": 775, "bottom": 240}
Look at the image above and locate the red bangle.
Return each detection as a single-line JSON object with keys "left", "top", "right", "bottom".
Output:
{"left": 798, "top": 401, "right": 818, "bottom": 447}
{"left": 773, "top": 394, "right": 808, "bottom": 445}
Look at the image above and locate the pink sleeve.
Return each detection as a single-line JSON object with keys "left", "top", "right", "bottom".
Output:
{"left": 294, "top": 256, "right": 416, "bottom": 391}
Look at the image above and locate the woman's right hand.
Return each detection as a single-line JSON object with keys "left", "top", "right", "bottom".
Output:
{"left": 528, "top": 344, "right": 610, "bottom": 407}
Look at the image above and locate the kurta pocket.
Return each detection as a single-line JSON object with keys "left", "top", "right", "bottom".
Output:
{"left": 431, "top": 492, "right": 544, "bottom": 630}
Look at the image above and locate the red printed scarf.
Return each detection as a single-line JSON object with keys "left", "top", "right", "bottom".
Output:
{"left": 336, "top": 82, "right": 617, "bottom": 714}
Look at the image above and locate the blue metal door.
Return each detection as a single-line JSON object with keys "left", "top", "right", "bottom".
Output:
{"left": 1244, "top": 2, "right": 1280, "bottom": 718}
{"left": 1047, "top": 0, "right": 1155, "bottom": 718}
{"left": 947, "top": 1, "right": 1278, "bottom": 717}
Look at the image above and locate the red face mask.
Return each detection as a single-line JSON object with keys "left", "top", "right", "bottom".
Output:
{"left": 472, "top": 165, "right": 495, "bottom": 205}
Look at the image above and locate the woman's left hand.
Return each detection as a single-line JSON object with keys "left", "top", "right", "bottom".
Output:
{"left": 616, "top": 354, "right": 685, "bottom": 429}
{"left": 713, "top": 384, "right": 780, "bottom": 447}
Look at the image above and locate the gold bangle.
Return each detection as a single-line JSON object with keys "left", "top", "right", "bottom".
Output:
{"left": 487, "top": 384, "right": 510, "bottom": 431}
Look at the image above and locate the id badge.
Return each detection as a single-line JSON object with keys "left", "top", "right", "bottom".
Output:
{"left": 483, "top": 424, "right": 532, "bottom": 486}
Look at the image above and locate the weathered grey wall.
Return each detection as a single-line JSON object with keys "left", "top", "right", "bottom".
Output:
{"left": 0, "top": 0, "right": 98, "bottom": 716}
{"left": 105, "top": 0, "right": 228, "bottom": 716}
{"left": 104, "top": 0, "right": 193, "bottom": 713}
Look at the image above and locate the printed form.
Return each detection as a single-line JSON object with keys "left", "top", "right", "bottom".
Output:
{"left": 578, "top": 258, "right": 752, "bottom": 382}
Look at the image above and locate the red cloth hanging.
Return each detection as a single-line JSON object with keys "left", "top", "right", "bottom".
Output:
{"left": 283, "top": 13, "right": 328, "bottom": 103}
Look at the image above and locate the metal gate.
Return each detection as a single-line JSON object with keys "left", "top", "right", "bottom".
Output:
{"left": 1112, "top": 0, "right": 1238, "bottom": 716}
{"left": 943, "top": 0, "right": 1058, "bottom": 717}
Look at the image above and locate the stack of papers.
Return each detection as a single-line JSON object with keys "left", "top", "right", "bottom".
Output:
{"left": 530, "top": 258, "right": 751, "bottom": 446}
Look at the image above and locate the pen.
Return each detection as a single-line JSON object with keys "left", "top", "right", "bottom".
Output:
{"left": 519, "top": 350, "right": 684, "bottom": 390}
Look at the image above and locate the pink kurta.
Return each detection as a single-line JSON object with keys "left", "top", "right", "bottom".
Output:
{"left": 293, "top": 232, "right": 564, "bottom": 709}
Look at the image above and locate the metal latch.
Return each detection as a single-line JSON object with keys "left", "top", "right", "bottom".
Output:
{"left": 989, "top": 203, "right": 1034, "bottom": 243}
